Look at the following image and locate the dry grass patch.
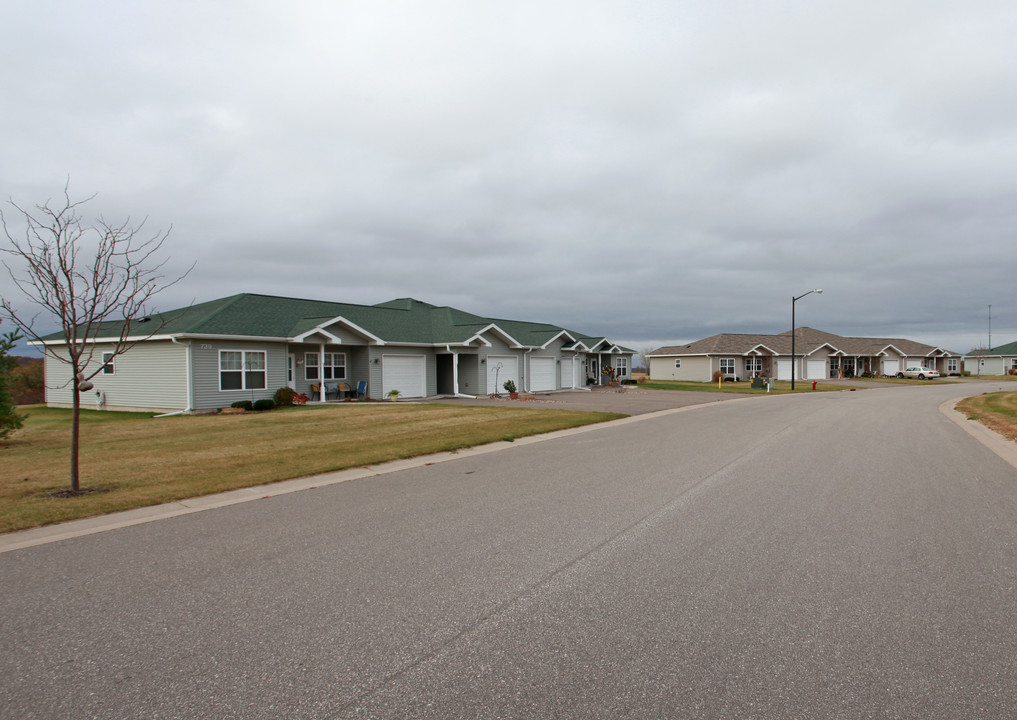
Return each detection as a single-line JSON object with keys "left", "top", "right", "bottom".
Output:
{"left": 638, "top": 379, "right": 855, "bottom": 393}
{"left": 1, "top": 404, "right": 623, "bottom": 533}
{"left": 956, "top": 391, "right": 1017, "bottom": 444}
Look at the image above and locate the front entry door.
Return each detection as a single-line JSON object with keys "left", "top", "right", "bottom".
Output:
{"left": 287, "top": 354, "right": 296, "bottom": 390}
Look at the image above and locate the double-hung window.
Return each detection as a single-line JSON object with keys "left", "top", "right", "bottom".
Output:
{"left": 745, "top": 357, "right": 762, "bottom": 376}
{"left": 720, "top": 358, "right": 736, "bottom": 376}
{"left": 323, "top": 352, "right": 346, "bottom": 380}
{"left": 615, "top": 357, "right": 629, "bottom": 377}
{"left": 101, "top": 351, "right": 115, "bottom": 375}
{"left": 674, "top": 359, "right": 681, "bottom": 369}
{"left": 305, "top": 352, "right": 346, "bottom": 380}
{"left": 947, "top": 358, "right": 958, "bottom": 374}
{"left": 220, "top": 350, "right": 266, "bottom": 391}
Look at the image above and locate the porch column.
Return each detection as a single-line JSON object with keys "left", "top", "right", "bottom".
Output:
{"left": 452, "top": 351, "right": 459, "bottom": 395}
{"left": 318, "top": 342, "right": 326, "bottom": 402}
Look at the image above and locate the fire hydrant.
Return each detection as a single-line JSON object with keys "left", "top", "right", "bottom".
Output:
{"left": 812, "top": 380, "right": 817, "bottom": 391}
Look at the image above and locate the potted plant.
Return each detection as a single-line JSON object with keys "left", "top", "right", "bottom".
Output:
{"left": 503, "top": 380, "right": 518, "bottom": 399}
{"left": 387, "top": 388, "right": 401, "bottom": 401}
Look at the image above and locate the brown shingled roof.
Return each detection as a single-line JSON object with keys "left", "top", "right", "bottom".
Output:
{"left": 650, "top": 327, "right": 958, "bottom": 357}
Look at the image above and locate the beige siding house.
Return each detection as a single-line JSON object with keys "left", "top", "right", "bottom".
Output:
{"left": 649, "top": 327, "right": 961, "bottom": 382}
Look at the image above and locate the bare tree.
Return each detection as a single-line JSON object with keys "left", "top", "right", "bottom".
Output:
{"left": 1, "top": 183, "right": 190, "bottom": 492}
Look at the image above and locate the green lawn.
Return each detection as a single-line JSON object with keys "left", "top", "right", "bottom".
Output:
{"left": 0, "top": 404, "right": 624, "bottom": 533}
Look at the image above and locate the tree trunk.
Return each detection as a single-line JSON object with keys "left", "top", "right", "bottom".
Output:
{"left": 71, "top": 385, "right": 80, "bottom": 493}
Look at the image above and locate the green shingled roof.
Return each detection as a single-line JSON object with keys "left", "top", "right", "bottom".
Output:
{"left": 985, "top": 339, "right": 1017, "bottom": 356}
{"left": 41, "top": 293, "right": 632, "bottom": 351}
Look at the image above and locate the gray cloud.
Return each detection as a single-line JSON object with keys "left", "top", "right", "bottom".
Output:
{"left": 2, "top": 0, "right": 1015, "bottom": 355}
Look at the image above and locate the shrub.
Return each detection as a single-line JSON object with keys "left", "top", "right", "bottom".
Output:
{"left": 291, "top": 392, "right": 309, "bottom": 405}
{"left": 253, "top": 398, "right": 276, "bottom": 411}
{"left": 230, "top": 400, "right": 254, "bottom": 411}
{"left": 274, "top": 387, "right": 296, "bottom": 406}
{"left": 712, "top": 370, "right": 723, "bottom": 382}
{"left": 503, "top": 380, "right": 517, "bottom": 394}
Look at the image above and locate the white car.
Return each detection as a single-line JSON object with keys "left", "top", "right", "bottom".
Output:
{"left": 898, "top": 366, "right": 940, "bottom": 380}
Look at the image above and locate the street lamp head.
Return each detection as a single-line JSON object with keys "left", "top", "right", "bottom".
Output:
{"left": 815, "top": 289, "right": 823, "bottom": 294}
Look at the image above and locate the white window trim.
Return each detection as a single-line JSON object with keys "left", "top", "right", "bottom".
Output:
{"left": 615, "top": 357, "right": 629, "bottom": 377}
{"left": 674, "top": 359, "right": 681, "bottom": 368}
{"left": 219, "top": 350, "right": 267, "bottom": 392}
{"left": 101, "top": 351, "right": 115, "bottom": 375}
{"left": 720, "top": 358, "right": 736, "bottom": 374}
{"left": 323, "top": 352, "right": 347, "bottom": 380}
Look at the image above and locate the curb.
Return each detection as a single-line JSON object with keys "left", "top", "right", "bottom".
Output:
{"left": 939, "top": 395, "right": 1017, "bottom": 472}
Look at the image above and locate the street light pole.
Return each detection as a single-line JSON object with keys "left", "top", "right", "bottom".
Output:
{"left": 791, "top": 289, "right": 823, "bottom": 391}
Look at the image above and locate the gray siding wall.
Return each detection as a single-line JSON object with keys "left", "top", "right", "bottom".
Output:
{"left": 191, "top": 340, "right": 287, "bottom": 410}
{"left": 44, "top": 341, "right": 188, "bottom": 411}
{"left": 457, "top": 354, "right": 481, "bottom": 394}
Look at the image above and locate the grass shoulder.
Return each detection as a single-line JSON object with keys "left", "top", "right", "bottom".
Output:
{"left": 637, "top": 379, "right": 858, "bottom": 394}
{"left": 0, "top": 403, "right": 624, "bottom": 534}
{"left": 956, "top": 391, "right": 1017, "bottom": 444}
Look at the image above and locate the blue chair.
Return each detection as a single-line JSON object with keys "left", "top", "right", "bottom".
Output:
{"left": 356, "top": 380, "right": 368, "bottom": 399}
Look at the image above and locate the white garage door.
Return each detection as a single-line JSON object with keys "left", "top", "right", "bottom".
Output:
{"left": 486, "top": 355, "right": 519, "bottom": 395}
{"left": 382, "top": 355, "right": 426, "bottom": 398}
{"left": 776, "top": 359, "right": 792, "bottom": 380}
{"left": 806, "top": 360, "right": 826, "bottom": 379}
{"left": 530, "top": 357, "right": 556, "bottom": 392}
{"left": 882, "top": 359, "right": 900, "bottom": 376}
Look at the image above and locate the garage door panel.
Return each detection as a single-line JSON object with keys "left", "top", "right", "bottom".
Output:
{"left": 486, "top": 356, "right": 518, "bottom": 395}
{"left": 382, "top": 355, "right": 426, "bottom": 398}
{"left": 531, "top": 357, "right": 556, "bottom": 392}
{"left": 806, "top": 360, "right": 825, "bottom": 379}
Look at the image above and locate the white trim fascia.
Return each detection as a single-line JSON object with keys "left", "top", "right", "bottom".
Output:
{"left": 293, "top": 315, "right": 385, "bottom": 345}
{"left": 876, "top": 344, "right": 906, "bottom": 357}
{"left": 803, "top": 342, "right": 839, "bottom": 358}
{"left": 29, "top": 332, "right": 296, "bottom": 347}
{"left": 471, "top": 323, "right": 524, "bottom": 349}
{"left": 461, "top": 333, "right": 494, "bottom": 347}
{"left": 294, "top": 328, "right": 343, "bottom": 344}
{"left": 539, "top": 330, "right": 578, "bottom": 349}
{"left": 564, "top": 341, "right": 590, "bottom": 352}
{"left": 745, "top": 343, "right": 780, "bottom": 355}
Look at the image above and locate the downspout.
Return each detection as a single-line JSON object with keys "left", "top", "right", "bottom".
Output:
{"left": 523, "top": 348, "right": 532, "bottom": 392}
{"left": 158, "top": 337, "right": 194, "bottom": 417}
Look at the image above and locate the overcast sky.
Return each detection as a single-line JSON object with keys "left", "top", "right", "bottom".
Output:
{"left": 2, "top": 0, "right": 1015, "bottom": 357}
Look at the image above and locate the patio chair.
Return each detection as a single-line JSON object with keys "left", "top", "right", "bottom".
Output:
{"left": 356, "top": 380, "right": 368, "bottom": 399}
{"left": 337, "top": 382, "right": 352, "bottom": 399}
{"left": 324, "top": 382, "right": 339, "bottom": 400}
{"left": 310, "top": 383, "right": 321, "bottom": 400}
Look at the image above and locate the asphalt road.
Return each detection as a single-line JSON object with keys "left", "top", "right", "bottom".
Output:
{"left": 2, "top": 382, "right": 1016, "bottom": 719}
